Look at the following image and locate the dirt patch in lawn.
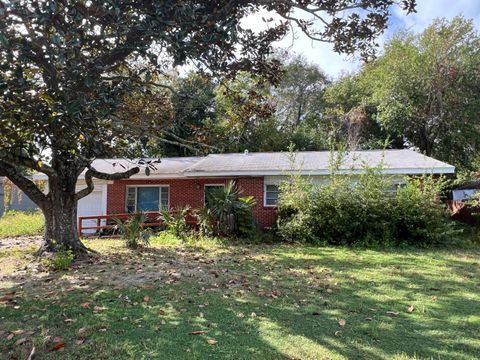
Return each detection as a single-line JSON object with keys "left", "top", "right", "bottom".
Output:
{"left": 0, "top": 238, "right": 241, "bottom": 296}
{"left": 0, "top": 235, "right": 42, "bottom": 250}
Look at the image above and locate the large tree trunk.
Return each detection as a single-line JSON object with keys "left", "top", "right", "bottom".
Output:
{"left": 36, "top": 161, "right": 89, "bottom": 255}
{"left": 1, "top": 153, "right": 139, "bottom": 257}
{"left": 38, "top": 190, "right": 88, "bottom": 254}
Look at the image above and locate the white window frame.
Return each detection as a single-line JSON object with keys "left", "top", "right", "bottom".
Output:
{"left": 126, "top": 185, "right": 170, "bottom": 212}
{"left": 204, "top": 184, "right": 225, "bottom": 205}
{"left": 264, "top": 183, "right": 280, "bottom": 207}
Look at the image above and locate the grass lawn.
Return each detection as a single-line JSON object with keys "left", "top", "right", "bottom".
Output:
{"left": 0, "top": 211, "right": 44, "bottom": 237}
{"left": 0, "top": 235, "right": 479, "bottom": 359}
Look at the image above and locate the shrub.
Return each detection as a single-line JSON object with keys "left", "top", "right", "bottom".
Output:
{"left": 46, "top": 245, "right": 74, "bottom": 270}
{"left": 114, "top": 213, "right": 151, "bottom": 249}
{"left": 194, "top": 206, "right": 215, "bottom": 239}
{"left": 206, "top": 181, "right": 256, "bottom": 238}
{"left": 277, "top": 153, "right": 457, "bottom": 247}
{"left": 160, "top": 206, "right": 190, "bottom": 240}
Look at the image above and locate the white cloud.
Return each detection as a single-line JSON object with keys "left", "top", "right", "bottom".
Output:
{"left": 243, "top": 0, "right": 480, "bottom": 78}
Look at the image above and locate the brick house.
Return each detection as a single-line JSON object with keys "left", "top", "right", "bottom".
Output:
{"left": 34, "top": 150, "right": 455, "bottom": 234}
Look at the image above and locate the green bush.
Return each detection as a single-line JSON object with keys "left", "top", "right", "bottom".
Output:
{"left": 277, "top": 157, "right": 457, "bottom": 247}
{"left": 114, "top": 213, "right": 151, "bottom": 249}
{"left": 46, "top": 245, "right": 74, "bottom": 270}
{"left": 160, "top": 206, "right": 190, "bottom": 240}
{"left": 194, "top": 206, "right": 215, "bottom": 239}
{"left": 205, "top": 181, "right": 257, "bottom": 238}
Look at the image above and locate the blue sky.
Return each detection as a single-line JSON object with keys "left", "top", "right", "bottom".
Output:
{"left": 245, "top": 0, "right": 480, "bottom": 78}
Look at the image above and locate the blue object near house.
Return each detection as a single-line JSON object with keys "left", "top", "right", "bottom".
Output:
{"left": 0, "top": 177, "right": 38, "bottom": 216}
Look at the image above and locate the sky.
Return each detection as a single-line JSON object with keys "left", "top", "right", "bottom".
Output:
{"left": 244, "top": 0, "right": 480, "bottom": 78}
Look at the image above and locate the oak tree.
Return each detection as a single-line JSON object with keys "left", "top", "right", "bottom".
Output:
{"left": 0, "top": 0, "right": 415, "bottom": 254}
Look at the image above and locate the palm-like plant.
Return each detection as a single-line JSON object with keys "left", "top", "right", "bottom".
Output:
{"left": 159, "top": 206, "right": 190, "bottom": 239}
{"left": 114, "top": 213, "right": 151, "bottom": 249}
{"left": 206, "top": 181, "right": 256, "bottom": 237}
{"left": 194, "top": 206, "right": 215, "bottom": 239}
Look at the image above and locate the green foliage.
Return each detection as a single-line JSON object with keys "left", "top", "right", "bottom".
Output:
{"left": 0, "top": 0, "right": 415, "bottom": 252}
{"left": 324, "top": 16, "right": 480, "bottom": 170}
{"left": 160, "top": 206, "right": 190, "bottom": 240}
{"left": 278, "top": 153, "right": 457, "bottom": 247}
{"left": 205, "top": 181, "right": 256, "bottom": 238}
{"left": 45, "top": 245, "right": 74, "bottom": 270}
{"left": 194, "top": 206, "right": 215, "bottom": 239}
{"left": 0, "top": 210, "right": 44, "bottom": 238}
{"left": 114, "top": 213, "right": 151, "bottom": 249}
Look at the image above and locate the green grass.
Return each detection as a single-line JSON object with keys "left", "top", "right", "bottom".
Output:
{"left": 0, "top": 210, "right": 44, "bottom": 237}
{"left": 0, "top": 237, "right": 479, "bottom": 359}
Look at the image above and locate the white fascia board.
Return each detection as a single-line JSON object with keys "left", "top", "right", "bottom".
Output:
{"left": 183, "top": 167, "right": 455, "bottom": 177}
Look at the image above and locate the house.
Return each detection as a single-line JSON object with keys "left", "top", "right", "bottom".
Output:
{"left": 447, "top": 177, "right": 480, "bottom": 225}
{"left": 34, "top": 149, "right": 455, "bottom": 234}
{"left": 0, "top": 177, "right": 38, "bottom": 216}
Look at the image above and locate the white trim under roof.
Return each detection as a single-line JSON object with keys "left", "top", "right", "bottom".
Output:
{"left": 182, "top": 167, "right": 455, "bottom": 177}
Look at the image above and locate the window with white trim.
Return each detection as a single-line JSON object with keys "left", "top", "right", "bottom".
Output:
{"left": 264, "top": 184, "right": 280, "bottom": 206}
{"left": 126, "top": 186, "right": 169, "bottom": 212}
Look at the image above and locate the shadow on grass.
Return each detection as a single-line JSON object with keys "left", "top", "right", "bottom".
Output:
{"left": 0, "top": 242, "right": 479, "bottom": 359}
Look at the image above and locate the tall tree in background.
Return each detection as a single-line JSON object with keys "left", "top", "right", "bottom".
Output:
{"left": 323, "top": 74, "right": 388, "bottom": 149}
{"left": 274, "top": 53, "right": 328, "bottom": 128}
{"left": 0, "top": 0, "right": 416, "bottom": 254}
{"left": 161, "top": 73, "right": 217, "bottom": 157}
{"left": 366, "top": 16, "right": 480, "bottom": 168}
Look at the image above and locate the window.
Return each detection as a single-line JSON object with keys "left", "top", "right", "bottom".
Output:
{"left": 265, "top": 184, "right": 279, "bottom": 206}
{"left": 386, "top": 182, "right": 407, "bottom": 194}
{"left": 204, "top": 184, "right": 224, "bottom": 205}
{"left": 126, "top": 186, "right": 169, "bottom": 212}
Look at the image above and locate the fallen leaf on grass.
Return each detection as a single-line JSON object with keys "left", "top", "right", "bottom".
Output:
{"left": 80, "top": 302, "right": 90, "bottom": 309}
{"left": 334, "top": 331, "right": 342, "bottom": 337}
{"left": 7, "top": 333, "right": 14, "bottom": 340}
{"left": 207, "top": 339, "right": 218, "bottom": 345}
{"left": 0, "top": 292, "right": 15, "bottom": 302}
{"left": 93, "top": 305, "right": 105, "bottom": 313}
{"left": 15, "top": 337, "right": 28, "bottom": 346}
{"left": 50, "top": 342, "right": 66, "bottom": 352}
{"left": 64, "top": 318, "right": 76, "bottom": 323}
{"left": 191, "top": 330, "right": 207, "bottom": 335}
{"left": 407, "top": 305, "right": 415, "bottom": 313}
{"left": 386, "top": 311, "right": 399, "bottom": 317}
{"left": 12, "top": 329, "right": 28, "bottom": 335}
{"left": 338, "top": 319, "right": 346, "bottom": 327}
{"left": 75, "top": 337, "right": 85, "bottom": 345}
{"left": 143, "top": 295, "right": 150, "bottom": 303}
{"left": 431, "top": 295, "right": 438, "bottom": 302}
{"left": 53, "top": 336, "right": 64, "bottom": 343}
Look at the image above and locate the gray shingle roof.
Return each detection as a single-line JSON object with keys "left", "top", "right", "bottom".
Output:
{"left": 183, "top": 149, "right": 454, "bottom": 176}
{"left": 33, "top": 150, "right": 455, "bottom": 181}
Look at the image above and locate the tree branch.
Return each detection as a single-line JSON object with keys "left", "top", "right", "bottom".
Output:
{"left": 74, "top": 166, "right": 140, "bottom": 201}
{"left": 0, "top": 160, "right": 47, "bottom": 208}
{"left": 75, "top": 166, "right": 140, "bottom": 200}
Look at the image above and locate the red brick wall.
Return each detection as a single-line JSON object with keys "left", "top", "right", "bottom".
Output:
{"left": 106, "top": 177, "right": 277, "bottom": 229}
